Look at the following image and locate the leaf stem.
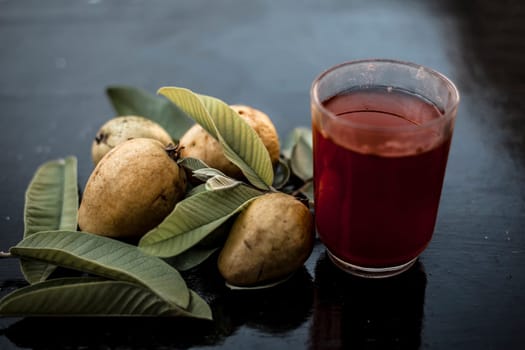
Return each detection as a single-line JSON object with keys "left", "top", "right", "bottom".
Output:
{"left": 269, "top": 185, "right": 279, "bottom": 193}
{"left": 291, "top": 179, "right": 313, "bottom": 197}
{"left": 0, "top": 251, "right": 13, "bottom": 259}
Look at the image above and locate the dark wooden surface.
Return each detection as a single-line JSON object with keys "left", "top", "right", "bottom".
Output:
{"left": 1, "top": 0, "right": 524, "bottom": 349}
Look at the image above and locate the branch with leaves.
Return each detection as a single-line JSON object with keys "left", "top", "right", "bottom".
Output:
{"left": 0, "top": 85, "right": 314, "bottom": 317}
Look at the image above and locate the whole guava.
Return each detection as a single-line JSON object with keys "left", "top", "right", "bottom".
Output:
{"left": 91, "top": 115, "right": 173, "bottom": 165}
{"left": 78, "top": 138, "right": 186, "bottom": 240}
{"left": 218, "top": 192, "right": 314, "bottom": 287}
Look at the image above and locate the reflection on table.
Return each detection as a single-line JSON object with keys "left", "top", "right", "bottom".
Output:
{"left": 309, "top": 252, "right": 427, "bottom": 349}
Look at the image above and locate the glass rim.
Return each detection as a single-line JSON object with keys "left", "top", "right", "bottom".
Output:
{"left": 310, "top": 58, "right": 460, "bottom": 133}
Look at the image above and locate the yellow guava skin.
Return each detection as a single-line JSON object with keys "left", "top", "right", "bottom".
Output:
{"left": 79, "top": 138, "right": 186, "bottom": 240}
{"left": 218, "top": 192, "right": 314, "bottom": 287}
{"left": 91, "top": 115, "right": 173, "bottom": 165}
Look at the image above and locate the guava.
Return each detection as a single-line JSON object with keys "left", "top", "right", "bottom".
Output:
{"left": 78, "top": 138, "right": 186, "bottom": 240}
{"left": 91, "top": 115, "right": 173, "bottom": 165}
{"left": 217, "top": 192, "right": 314, "bottom": 287}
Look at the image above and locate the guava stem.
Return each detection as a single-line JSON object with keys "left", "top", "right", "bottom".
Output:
{"left": 165, "top": 143, "right": 182, "bottom": 161}
{"left": 291, "top": 179, "right": 313, "bottom": 197}
{"left": 0, "top": 251, "right": 13, "bottom": 259}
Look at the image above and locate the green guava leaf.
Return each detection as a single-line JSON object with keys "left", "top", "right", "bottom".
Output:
{"left": 290, "top": 130, "right": 313, "bottom": 181}
{"left": 106, "top": 85, "right": 193, "bottom": 141}
{"left": 139, "top": 184, "right": 263, "bottom": 257}
{"left": 185, "top": 289, "right": 214, "bottom": 320}
{"left": 184, "top": 163, "right": 244, "bottom": 190}
{"left": 167, "top": 246, "right": 220, "bottom": 271}
{"left": 282, "top": 127, "right": 312, "bottom": 159}
{"left": 189, "top": 167, "right": 243, "bottom": 191}
{"left": 22, "top": 156, "right": 78, "bottom": 284}
{"left": 204, "top": 175, "right": 243, "bottom": 191}
{"left": 177, "top": 157, "right": 210, "bottom": 172}
{"left": 185, "top": 184, "right": 207, "bottom": 197}
{"left": 157, "top": 87, "right": 274, "bottom": 190}
{"left": 273, "top": 156, "right": 291, "bottom": 189}
{"left": 299, "top": 180, "right": 314, "bottom": 204}
{"left": 192, "top": 168, "right": 228, "bottom": 182}
{"left": 9, "top": 230, "right": 190, "bottom": 310}
{"left": 0, "top": 277, "right": 211, "bottom": 319}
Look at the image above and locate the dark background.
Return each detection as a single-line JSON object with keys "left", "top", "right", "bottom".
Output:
{"left": 1, "top": 0, "right": 524, "bottom": 349}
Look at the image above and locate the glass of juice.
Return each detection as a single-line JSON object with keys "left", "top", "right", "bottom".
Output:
{"left": 311, "top": 59, "right": 460, "bottom": 278}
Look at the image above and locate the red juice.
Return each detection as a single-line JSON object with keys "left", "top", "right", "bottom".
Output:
{"left": 312, "top": 87, "right": 452, "bottom": 268}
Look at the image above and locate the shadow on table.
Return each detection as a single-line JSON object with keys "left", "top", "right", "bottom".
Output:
{"left": 0, "top": 260, "right": 314, "bottom": 349}
{"left": 309, "top": 252, "right": 427, "bottom": 350}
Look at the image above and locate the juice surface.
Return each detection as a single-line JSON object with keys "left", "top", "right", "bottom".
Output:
{"left": 313, "top": 88, "right": 451, "bottom": 267}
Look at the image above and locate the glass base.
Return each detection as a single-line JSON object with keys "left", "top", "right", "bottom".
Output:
{"left": 327, "top": 250, "right": 418, "bottom": 279}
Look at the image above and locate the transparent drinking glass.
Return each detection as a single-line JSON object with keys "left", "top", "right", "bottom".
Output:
{"left": 311, "top": 59, "right": 460, "bottom": 278}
